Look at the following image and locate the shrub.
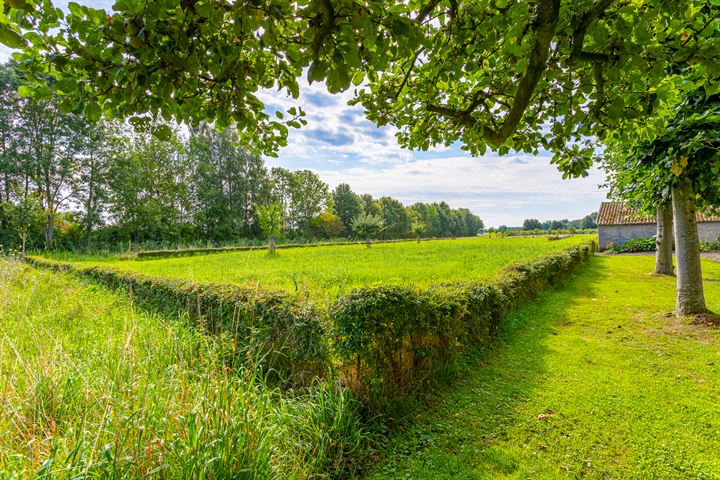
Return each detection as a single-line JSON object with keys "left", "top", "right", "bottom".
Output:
{"left": 607, "top": 237, "right": 656, "bottom": 253}
{"left": 25, "top": 257, "right": 329, "bottom": 385}
{"left": 700, "top": 238, "right": 720, "bottom": 251}
{"left": 331, "top": 241, "right": 596, "bottom": 414}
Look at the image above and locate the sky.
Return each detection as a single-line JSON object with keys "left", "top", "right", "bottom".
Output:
{"left": 1, "top": 0, "right": 610, "bottom": 227}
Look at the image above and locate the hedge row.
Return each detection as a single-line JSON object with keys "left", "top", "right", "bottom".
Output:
{"left": 27, "top": 240, "right": 596, "bottom": 413}
{"left": 332, "top": 240, "right": 597, "bottom": 412}
{"left": 24, "top": 257, "right": 329, "bottom": 386}
{"left": 136, "top": 236, "right": 472, "bottom": 259}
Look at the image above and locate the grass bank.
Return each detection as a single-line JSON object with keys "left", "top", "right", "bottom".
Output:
{"left": 369, "top": 255, "right": 720, "bottom": 479}
{"left": 0, "top": 261, "right": 370, "bottom": 478}
{"left": 48, "top": 236, "right": 593, "bottom": 301}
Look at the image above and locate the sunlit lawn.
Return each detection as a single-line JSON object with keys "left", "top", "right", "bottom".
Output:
{"left": 369, "top": 255, "right": 720, "bottom": 479}
{"left": 58, "top": 235, "right": 593, "bottom": 300}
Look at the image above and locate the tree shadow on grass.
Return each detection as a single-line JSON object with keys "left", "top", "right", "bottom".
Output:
{"left": 366, "top": 257, "right": 611, "bottom": 479}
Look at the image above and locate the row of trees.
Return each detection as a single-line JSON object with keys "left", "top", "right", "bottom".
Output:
{"left": 331, "top": 183, "right": 483, "bottom": 240}
{"left": 0, "top": 65, "right": 483, "bottom": 251}
{"left": 520, "top": 214, "right": 598, "bottom": 231}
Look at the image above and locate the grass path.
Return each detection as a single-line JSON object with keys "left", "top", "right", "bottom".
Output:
{"left": 369, "top": 256, "right": 720, "bottom": 479}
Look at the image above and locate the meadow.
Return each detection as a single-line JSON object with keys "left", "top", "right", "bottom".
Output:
{"left": 54, "top": 236, "right": 592, "bottom": 300}
{"left": 0, "top": 261, "right": 370, "bottom": 479}
{"left": 10, "top": 239, "right": 720, "bottom": 479}
{"left": 2, "top": 237, "right": 596, "bottom": 478}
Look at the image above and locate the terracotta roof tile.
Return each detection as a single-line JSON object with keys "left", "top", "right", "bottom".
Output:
{"left": 597, "top": 202, "right": 720, "bottom": 225}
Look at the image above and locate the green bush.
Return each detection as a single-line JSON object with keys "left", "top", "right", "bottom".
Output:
{"left": 700, "top": 239, "right": 720, "bottom": 251}
{"left": 607, "top": 237, "right": 656, "bottom": 253}
{"left": 331, "top": 241, "right": 596, "bottom": 414}
{"left": 25, "top": 257, "right": 329, "bottom": 385}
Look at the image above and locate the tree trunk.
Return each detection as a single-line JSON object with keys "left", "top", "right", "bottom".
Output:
{"left": 672, "top": 179, "right": 706, "bottom": 316}
{"left": 417, "top": 235, "right": 421, "bottom": 243}
{"left": 366, "top": 235, "right": 371, "bottom": 248}
{"left": 268, "top": 234, "right": 276, "bottom": 254}
{"left": 654, "top": 206, "right": 674, "bottom": 275}
{"left": 85, "top": 158, "right": 96, "bottom": 248}
{"left": 21, "top": 232, "right": 26, "bottom": 257}
{"left": 43, "top": 213, "right": 54, "bottom": 249}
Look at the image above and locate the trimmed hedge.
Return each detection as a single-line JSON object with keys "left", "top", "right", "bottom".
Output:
{"left": 27, "top": 240, "right": 596, "bottom": 412}
{"left": 25, "top": 257, "right": 329, "bottom": 386}
{"left": 136, "top": 236, "right": 473, "bottom": 259}
{"left": 331, "top": 240, "right": 596, "bottom": 412}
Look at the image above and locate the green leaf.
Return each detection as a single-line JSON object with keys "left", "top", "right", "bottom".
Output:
{"left": 307, "top": 61, "right": 327, "bottom": 84}
{"left": 55, "top": 78, "right": 77, "bottom": 94}
{"left": 67, "top": 2, "right": 84, "bottom": 18}
{"left": 0, "top": 24, "right": 26, "bottom": 49}
{"left": 152, "top": 124, "right": 172, "bottom": 141}
{"left": 17, "top": 85, "right": 33, "bottom": 97}
{"left": 85, "top": 101, "right": 101, "bottom": 121}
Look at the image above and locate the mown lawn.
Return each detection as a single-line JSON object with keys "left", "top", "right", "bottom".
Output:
{"left": 58, "top": 236, "right": 592, "bottom": 300}
{"left": 369, "top": 255, "right": 720, "bottom": 479}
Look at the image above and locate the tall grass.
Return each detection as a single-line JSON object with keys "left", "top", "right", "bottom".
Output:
{"left": 0, "top": 261, "right": 370, "bottom": 479}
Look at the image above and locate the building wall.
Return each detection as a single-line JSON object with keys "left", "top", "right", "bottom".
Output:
{"left": 598, "top": 222, "right": 720, "bottom": 251}
{"left": 598, "top": 224, "right": 656, "bottom": 251}
{"left": 698, "top": 222, "right": 720, "bottom": 243}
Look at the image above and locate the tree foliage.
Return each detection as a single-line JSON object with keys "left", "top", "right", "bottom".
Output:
{"left": 309, "top": 211, "right": 345, "bottom": 239}
{"left": 354, "top": 0, "right": 720, "bottom": 177}
{"left": 12, "top": 1, "right": 720, "bottom": 175}
{"left": 257, "top": 202, "right": 284, "bottom": 239}
{"left": 332, "top": 183, "right": 363, "bottom": 232}
{"left": 351, "top": 211, "right": 383, "bottom": 246}
{"left": 603, "top": 89, "right": 720, "bottom": 213}
{"left": 523, "top": 218, "right": 544, "bottom": 230}
{"left": 0, "top": 61, "right": 484, "bottom": 250}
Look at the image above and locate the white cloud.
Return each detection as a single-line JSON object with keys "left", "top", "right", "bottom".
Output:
{"left": 312, "top": 154, "right": 608, "bottom": 227}
{"left": 257, "top": 78, "right": 413, "bottom": 166}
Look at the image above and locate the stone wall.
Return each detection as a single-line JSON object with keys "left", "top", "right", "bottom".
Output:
{"left": 598, "top": 222, "right": 720, "bottom": 251}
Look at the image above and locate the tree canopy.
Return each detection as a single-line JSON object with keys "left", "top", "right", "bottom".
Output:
{"left": 8, "top": 1, "right": 719, "bottom": 173}
{"left": 603, "top": 89, "right": 720, "bottom": 213}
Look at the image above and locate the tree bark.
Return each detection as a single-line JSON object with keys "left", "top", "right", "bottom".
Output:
{"left": 43, "top": 213, "right": 54, "bottom": 249}
{"left": 654, "top": 206, "right": 674, "bottom": 275}
{"left": 672, "top": 179, "right": 706, "bottom": 316}
{"left": 366, "top": 235, "right": 371, "bottom": 248}
{"left": 268, "top": 234, "right": 276, "bottom": 254}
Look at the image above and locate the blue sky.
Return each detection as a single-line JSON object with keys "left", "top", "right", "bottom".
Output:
{"left": 258, "top": 80, "right": 609, "bottom": 227}
{"left": 2, "top": 0, "right": 609, "bottom": 227}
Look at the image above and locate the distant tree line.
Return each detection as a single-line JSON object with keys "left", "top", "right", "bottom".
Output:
{"left": 0, "top": 63, "right": 483, "bottom": 251}
{"left": 490, "top": 213, "right": 597, "bottom": 233}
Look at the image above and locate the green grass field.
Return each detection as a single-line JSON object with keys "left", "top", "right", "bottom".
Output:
{"left": 369, "top": 255, "right": 720, "bottom": 479}
{"left": 58, "top": 236, "right": 592, "bottom": 300}
{"left": 0, "top": 261, "right": 369, "bottom": 479}
{"left": 11, "top": 241, "right": 720, "bottom": 479}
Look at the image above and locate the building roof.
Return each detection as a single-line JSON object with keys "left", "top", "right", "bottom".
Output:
{"left": 597, "top": 202, "right": 720, "bottom": 226}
